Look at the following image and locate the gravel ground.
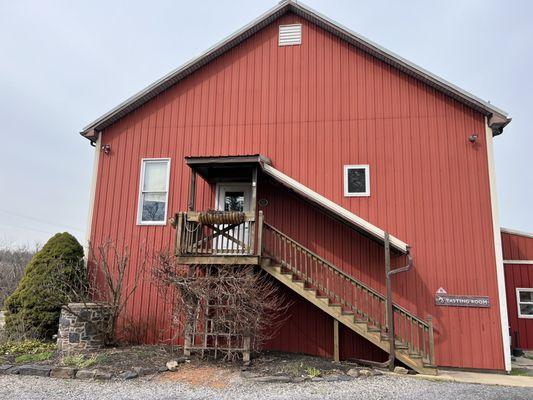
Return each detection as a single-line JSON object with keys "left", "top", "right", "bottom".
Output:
{"left": 0, "top": 374, "right": 531, "bottom": 400}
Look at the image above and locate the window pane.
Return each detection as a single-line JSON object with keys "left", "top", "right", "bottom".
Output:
{"left": 142, "top": 193, "right": 166, "bottom": 222}
{"left": 519, "top": 290, "right": 533, "bottom": 303}
{"left": 224, "top": 191, "right": 244, "bottom": 212}
{"left": 347, "top": 168, "right": 366, "bottom": 193}
{"left": 520, "top": 303, "right": 533, "bottom": 316}
{"left": 143, "top": 161, "right": 168, "bottom": 192}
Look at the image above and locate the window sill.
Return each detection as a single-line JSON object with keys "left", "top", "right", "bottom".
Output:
{"left": 137, "top": 221, "right": 167, "bottom": 226}
{"left": 344, "top": 193, "right": 370, "bottom": 197}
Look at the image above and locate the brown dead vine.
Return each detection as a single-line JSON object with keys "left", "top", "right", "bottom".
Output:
{"left": 153, "top": 250, "right": 291, "bottom": 361}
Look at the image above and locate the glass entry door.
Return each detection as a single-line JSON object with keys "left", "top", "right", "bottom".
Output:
{"left": 215, "top": 183, "right": 252, "bottom": 252}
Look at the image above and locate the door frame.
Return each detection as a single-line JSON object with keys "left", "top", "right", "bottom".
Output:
{"left": 214, "top": 182, "right": 252, "bottom": 252}
{"left": 214, "top": 182, "right": 252, "bottom": 212}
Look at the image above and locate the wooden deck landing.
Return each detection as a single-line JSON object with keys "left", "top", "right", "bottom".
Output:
{"left": 175, "top": 255, "right": 260, "bottom": 265}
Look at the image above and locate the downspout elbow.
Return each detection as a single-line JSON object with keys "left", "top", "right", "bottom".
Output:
{"left": 388, "top": 247, "right": 413, "bottom": 277}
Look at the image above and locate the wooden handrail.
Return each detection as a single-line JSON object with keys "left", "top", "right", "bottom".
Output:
{"left": 263, "top": 222, "right": 434, "bottom": 365}
{"left": 263, "top": 223, "right": 430, "bottom": 330}
{"left": 264, "top": 223, "right": 383, "bottom": 297}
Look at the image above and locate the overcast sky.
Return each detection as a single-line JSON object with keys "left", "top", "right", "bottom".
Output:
{"left": 0, "top": 0, "right": 531, "bottom": 247}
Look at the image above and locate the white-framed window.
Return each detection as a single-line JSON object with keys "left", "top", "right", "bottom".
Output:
{"left": 516, "top": 288, "right": 533, "bottom": 319}
{"left": 137, "top": 158, "right": 170, "bottom": 225}
{"left": 344, "top": 165, "right": 370, "bottom": 197}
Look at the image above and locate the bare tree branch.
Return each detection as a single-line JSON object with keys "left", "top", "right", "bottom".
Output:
{"left": 153, "top": 250, "right": 291, "bottom": 361}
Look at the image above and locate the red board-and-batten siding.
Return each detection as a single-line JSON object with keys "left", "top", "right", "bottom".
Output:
{"left": 89, "top": 13, "right": 505, "bottom": 370}
{"left": 502, "top": 230, "right": 533, "bottom": 350}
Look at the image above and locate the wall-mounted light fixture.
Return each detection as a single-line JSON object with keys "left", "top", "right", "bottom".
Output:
{"left": 258, "top": 198, "right": 269, "bottom": 207}
{"left": 101, "top": 144, "right": 111, "bottom": 155}
{"left": 468, "top": 134, "right": 478, "bottom": 143}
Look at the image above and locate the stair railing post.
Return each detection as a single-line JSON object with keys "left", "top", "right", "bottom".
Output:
{"left": 384, "top": 231, "right": 395, "bottom": 371}
{"left": 333, "top": 319, "right": 340, "bottom": 362}
{"left": 428, "top": 315, "right": 435, "bottom": 365}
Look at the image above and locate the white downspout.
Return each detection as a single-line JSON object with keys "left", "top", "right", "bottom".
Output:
{"left": 485, "top": 116, "right": 511, "bottom": 372}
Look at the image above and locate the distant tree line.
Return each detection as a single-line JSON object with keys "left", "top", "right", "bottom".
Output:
{"left": 0, "top": 244, "right": 37, "bottom": 308}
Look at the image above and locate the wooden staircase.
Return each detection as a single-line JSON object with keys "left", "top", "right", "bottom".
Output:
{"left": 261, "top": 223, "right": 437, "bottom": 375}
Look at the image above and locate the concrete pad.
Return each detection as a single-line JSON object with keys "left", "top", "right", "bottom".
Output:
{"left": 513, "top": 356, "right": 533, "bottom": 367}
{"left": 410, "top": 369, "right": 533, "bottom": 388}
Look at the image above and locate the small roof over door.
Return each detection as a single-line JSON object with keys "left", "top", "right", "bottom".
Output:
{"left": 185, "top": 154, "right": 271, "bottom": 183}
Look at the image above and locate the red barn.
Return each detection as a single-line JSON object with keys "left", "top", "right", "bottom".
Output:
{"left": 501, "top": 228, "right": 533, "bottom": 352}
{"left": 80, "top": 1, "right": 515, "bottom": 374}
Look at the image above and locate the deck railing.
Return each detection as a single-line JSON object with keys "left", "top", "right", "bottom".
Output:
{"left": 262, "top": 222, "right": 435, "bottom": 365}
{"left": 172, "top": 211, "right": 263, "bottom": 257}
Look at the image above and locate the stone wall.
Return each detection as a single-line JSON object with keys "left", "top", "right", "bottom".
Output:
{"left": 57, "top": 303, "right": 111, "bottom": 353}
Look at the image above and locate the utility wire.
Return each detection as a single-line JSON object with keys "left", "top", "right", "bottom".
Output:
{"left": 0, "top": 221, "right": 58, "bottom": 236}
{"left": 0, "top": 209, "right": 85, "bottom": 233}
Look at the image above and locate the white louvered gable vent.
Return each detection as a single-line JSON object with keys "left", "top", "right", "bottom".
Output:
{"left": 279, "top": 24, "right": 302, "bottom": 46}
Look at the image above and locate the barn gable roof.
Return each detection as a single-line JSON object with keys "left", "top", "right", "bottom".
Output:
{"left": 80, "top": 0, "right": 510, "bottom": 141}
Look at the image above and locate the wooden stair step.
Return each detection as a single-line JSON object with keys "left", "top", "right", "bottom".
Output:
{"left": 260, "top": 251, "right": 436, "bottom": 376}
{"left": 280, "top": 268, "right": 292, "bottom": 275}
{"left": 261, "top": 257, "right": 273, "bottom": 267}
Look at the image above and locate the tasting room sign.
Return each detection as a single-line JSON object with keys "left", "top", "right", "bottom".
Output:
{"left": 435, "top": 288, "right": 490, "bottom": 308}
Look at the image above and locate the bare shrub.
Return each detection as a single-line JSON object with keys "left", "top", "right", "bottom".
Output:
{"left": 87, "top": 240, "right": 145, "bottom": 343}
{"left": 45, "top": 240, "right": 145, "bottom": 345}
{"left": 153, "top": 250, "right": 290, "bottom": 361}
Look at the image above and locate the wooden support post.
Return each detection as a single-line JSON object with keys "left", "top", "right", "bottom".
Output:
{"left": 243, "top": 336, "right": 251, "bottom": 363}
{"left": 188, "top": 171, "right": 197, "bottom": 211}
{"left": 183, "top": 265, "right": 195, "bottom": 357}
{"left": 256, "top": 210, "right": 264, "bottom": 256}
{"left": 251, "top": 167, "right": 258, "bottom": 214}
{"left": 249, "top": 167, "right": 258, "bottom": 254}
{"left": 428, "top": 315, "right": 435, "bottom": 365}
{"left": 384, "top": 232, "right": 395, "bottom": 371}
{"left": 183, "top": 333, "right": 191, "bottom": 357}
{"left": 333, "top": 319, "right": 340, "bottom": 362}
{"left": 175, "top": 212, "right": 184, "bottom": 255}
